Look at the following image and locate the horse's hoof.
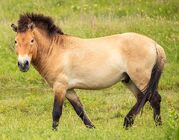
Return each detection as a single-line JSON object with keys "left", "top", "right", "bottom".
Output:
{"left": 155, "top": 115, "right": 162, "bottom": 126}
{"left": 86, "top": 124, "right": 96, "bottom": 129}
{"left": 123, "top": 116, "right": 134, "bottom": 129}
{"left": 156, "top": 122, "right": 162, "bottom": 126}
{"left": 52, "top": 121, "right": 59, "bottom": 130}
{"left": 52, "top": 127, "right": 58, "bottom": 131}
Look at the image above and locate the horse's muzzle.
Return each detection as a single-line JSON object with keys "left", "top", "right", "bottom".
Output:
{"left": 18, "top": 60, "right": 30, "bottom": 72}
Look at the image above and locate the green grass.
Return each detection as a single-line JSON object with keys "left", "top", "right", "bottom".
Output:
{"left": 0, "top": 0, "right": 178, "bottom": 139}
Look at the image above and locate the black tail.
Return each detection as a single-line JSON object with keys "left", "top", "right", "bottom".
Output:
{"left": 137, "top": 53, "right": 163, "bottom": 112}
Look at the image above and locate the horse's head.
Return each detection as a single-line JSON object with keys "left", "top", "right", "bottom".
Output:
{"left": 11, "top": 23, "right": 37, "bottom": 72}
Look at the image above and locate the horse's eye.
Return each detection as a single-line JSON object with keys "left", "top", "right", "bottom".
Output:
{"left": 15, "top": 40, "right": 17, "bottom": 44}
{"left": 30, "top": 39, "right": 34, "bottom": 43}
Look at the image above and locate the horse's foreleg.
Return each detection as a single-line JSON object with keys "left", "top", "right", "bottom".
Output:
{"left": 149, "top": 90, "right": 162, "bottom": 126}
{"left": 66, "top": 89, "right": 95, "bottom": 128}
{"left": 52, "top": 85, "right": 66, "bottom": 130}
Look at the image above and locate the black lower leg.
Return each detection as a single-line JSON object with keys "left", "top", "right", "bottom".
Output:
{"left": 124, "top": 103, "right": 138, "bottom": 128}
{"left": 123, "top": 93, "right": 145, "bottom": 128}
{"left": 52, "top": 95, "right": 63, "bottom": 130}
{"left": 149, "top": 91, "right": 162, "bottom": 126}
{"left": 68, "top": 99, "right": 95, "bottom": 128}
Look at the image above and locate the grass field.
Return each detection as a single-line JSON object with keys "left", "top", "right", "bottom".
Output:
{"left": 0, "top": 0, "right": 179, "bottom": 140}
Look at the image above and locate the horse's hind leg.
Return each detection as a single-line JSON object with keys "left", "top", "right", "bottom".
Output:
{"left": 149, "top": 90, "right": 162, "bottom": 126}
{"left": 66, "top": 89, "right": 95, "bottom": 128}
{"left": 122, "top": 78, "right": 147, "bottom": 128}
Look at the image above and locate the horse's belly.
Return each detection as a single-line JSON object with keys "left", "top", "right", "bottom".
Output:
{"left": 68, "top": 67, "right": 124, "bottom": 89}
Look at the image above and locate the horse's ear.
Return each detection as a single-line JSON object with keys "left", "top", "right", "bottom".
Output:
{"left": 28, "top": 22, "right": 35, "bottom": 30}
{"left": 11, "top": 24, "right": 17, "bottom": 32}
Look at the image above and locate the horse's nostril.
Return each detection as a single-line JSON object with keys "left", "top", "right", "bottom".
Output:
{"left": 24, "top": 60, "right": 29, "bottom": 66}
{"left": 18, "top": 61, "right": 21, "bottom": 67}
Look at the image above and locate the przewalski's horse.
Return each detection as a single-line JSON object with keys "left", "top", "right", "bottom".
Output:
{"left": 11, "top": 13, "right": 166, "bottom": 130}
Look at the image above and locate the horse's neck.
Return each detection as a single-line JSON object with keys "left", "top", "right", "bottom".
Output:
{"left": 32, "top": 29, "right": 68, "bottom": 85}
{"left": 32, "top": 29, "right": 53, "bottom": 78}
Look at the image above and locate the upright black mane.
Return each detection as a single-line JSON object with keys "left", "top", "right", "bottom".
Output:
{"left": 17, "top": 13, "right": 64, "bottom": 35}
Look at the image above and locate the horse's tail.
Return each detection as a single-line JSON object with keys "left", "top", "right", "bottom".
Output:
{"left": 137, "top": 44, "right": 166, "bottom": 112}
